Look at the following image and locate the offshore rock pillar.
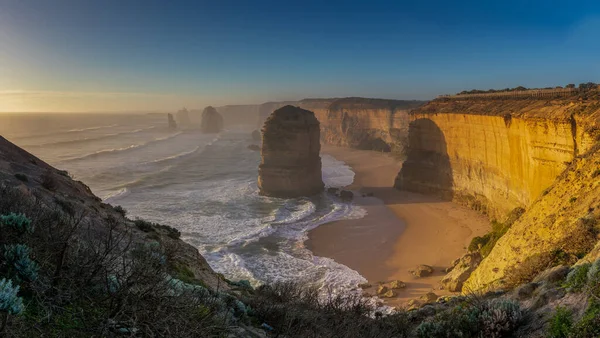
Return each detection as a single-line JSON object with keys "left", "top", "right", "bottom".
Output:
{"left": 258, "top": 105, "right": 324, "bottom": 198}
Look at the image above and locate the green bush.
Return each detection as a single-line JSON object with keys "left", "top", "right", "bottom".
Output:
{"left": 548, "top": 306, "right": 573, "bottom": 338}
{"left": 564, "top": 264, "right": 591, "bottom": 292}
{"left": 415, "top": 298, "right": 523, "bottom": 338}
{"left": 0, "top": 278, "right": 23, "bottom": 315}
{"left": 113, "top": 205, "right": 127, "bottom": 217}
{"left": 570, "top": 301, "right": 600, "bottom": 338}
{"left": 2, "top": 244, "right": 39, "bottom": 283}
{"left": 0, "top": 213, "right": 33, "bottom": 234}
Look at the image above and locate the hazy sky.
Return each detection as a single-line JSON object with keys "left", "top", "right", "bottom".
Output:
{"left": 1, "top": 0, "right": 599, "bottom": 112}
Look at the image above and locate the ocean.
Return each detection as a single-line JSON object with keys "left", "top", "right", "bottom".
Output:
{"left": 0, "top": 112, "right": 368, "bottom": 294}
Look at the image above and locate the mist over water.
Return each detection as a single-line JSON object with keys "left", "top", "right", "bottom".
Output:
{"left": 0, "top": 113, "right": 367, "bottom": 293}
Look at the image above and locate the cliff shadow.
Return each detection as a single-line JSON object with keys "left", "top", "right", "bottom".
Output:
{"left": 393, "top": 118, "right": 454, "bottom": 200}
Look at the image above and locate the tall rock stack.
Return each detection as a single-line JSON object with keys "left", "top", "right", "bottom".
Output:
{"left": 258, "top": 105, "right": 324, "bottom": 197}
{"left": 200, "top": 106, "right": 224, "bottom": 133}
{"left": 167, "top": 113, "right": 177, "bottom": 130}
{"left": 176, "top": 107, "right": 191, "bottom": 126}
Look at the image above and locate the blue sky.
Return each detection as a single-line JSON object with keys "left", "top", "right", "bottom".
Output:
{"left": 1, "top": 0, "right": 599, "bottom": 112}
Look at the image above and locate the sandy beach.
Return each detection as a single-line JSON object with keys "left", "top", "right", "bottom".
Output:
{"left": 307, "top": 146, "right": 490, "bottom": 305}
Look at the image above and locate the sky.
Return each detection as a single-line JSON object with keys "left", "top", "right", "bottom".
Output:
{"left": 0, "top": 0, "right": 599, "bottom": 112}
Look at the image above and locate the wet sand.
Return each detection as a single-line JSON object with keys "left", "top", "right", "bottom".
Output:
{"left": 307, "top": 146, "right": 490, "bottom": 306}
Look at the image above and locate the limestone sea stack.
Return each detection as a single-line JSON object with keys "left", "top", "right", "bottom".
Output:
{"left": 258, "top": 105, "right": 324, "bottom": 197}
{"left": 200, "top": 106, "right": 224, "bottom": 133}
{"left": 167, "top": 113, "right": 177, "bottom": 130}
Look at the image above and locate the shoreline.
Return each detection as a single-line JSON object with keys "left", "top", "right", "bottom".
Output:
{"left": 307, "top": 146, "right": 490, "bottom": 306}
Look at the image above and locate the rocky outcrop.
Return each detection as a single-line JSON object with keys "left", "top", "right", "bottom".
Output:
{"left": 200, "top": 106, "right": 224, "bottom": 133}
{"left": 167, "top": 113, "right": 177, "bottom": 130}
{"left": 441, "top": 252, "right": 482, "bottom": 292}
{"left": 258, "top": 105, "right": 324, "bottom": 198}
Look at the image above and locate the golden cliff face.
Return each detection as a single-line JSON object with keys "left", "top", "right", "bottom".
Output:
{"left": 396, "top": 97, "right": 600, "bottom": 289}
{"left": 299, "top": 98, "right": 425, "bottom": 152}
{"left": 396, "top": 99, "right": 599, "bottom": 220}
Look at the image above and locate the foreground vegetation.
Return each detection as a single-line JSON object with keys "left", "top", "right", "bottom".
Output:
{"left": 1, "top": 170, "right": 600, "bottom": 336}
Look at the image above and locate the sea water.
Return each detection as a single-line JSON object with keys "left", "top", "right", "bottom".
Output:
{"left": 0, "top": 113, "right": 368, "bottom": 294}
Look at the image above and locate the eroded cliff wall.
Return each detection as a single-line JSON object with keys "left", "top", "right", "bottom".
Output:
{"left": 256, "top": 98, "right": 426, "bottom": 153}
{"left": 395, "top": 97, "right": 600, "bottom": 289}
{"left": 396, "top": 99, "right": 600, "bottom": 220}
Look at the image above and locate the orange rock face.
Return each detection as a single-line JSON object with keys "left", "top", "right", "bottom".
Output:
{"left": 258, "top": 105, "right": 324, "bottom": 198}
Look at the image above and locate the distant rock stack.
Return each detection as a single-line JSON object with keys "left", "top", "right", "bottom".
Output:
{"left": 200, "top": 106, "right": 224, "bottom": 133}
{"left": 167, "top": 113, "right": 177, "bottom": 130}
{"left": 176, "top": 107, "right": 191, "bottom": 126}
{"left": 258, "top": 105, "right": 324, "bottom": 197}
{"left": 251, "top": 130, "right": 261, "bottom": 141}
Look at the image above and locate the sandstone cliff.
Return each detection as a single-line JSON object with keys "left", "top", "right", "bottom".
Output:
{"left": 217, "top": 104, "right": 260, "bottom": 126}
{"left": 396, "top": 98, "right": 600, "bottom": 220}
{"left": 395, "top": 96, "right": 600, "bottom": 290}
{"left": 200, "top": 106, "right": 224, "bottom": 133}
{"left": 258, "top": 105, "right": 324, "bottom": 197}
{"left": 257, "top": 97, "right": 426, "bottom": 153}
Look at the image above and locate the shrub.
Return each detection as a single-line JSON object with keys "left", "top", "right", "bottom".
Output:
{"left": 569, "top": 197, "right": 578, "bottom": 203}
{"left": 134, "top": 219, "right": 154, "bottom": 232}
{"left": 40, "top": 170, "right": 58, "bottom": 191}
{"left": 504, "top": 252, "right": 554, "bottom": 288}
{"left": 0, "top": 278, "right": 24, "bottom": 315}
{"left": 586, "top": 259, "right": 600, "bottom": 296}
{"left": 479, "top": 299, "right": 524, "bottom": 337}
{"left": 415, "top": 298, "right": 523, "bottom": 338}
{"left": 2, "top": 244, "right": 39, "bottom": 283}
{"left": 113, "top": 205, "right": 127, "bottom": 217}
{"left": 468, "top": 234, "right": 491, "bottom": 252}
{"left": 570, "top": 300, "right": 600, "bottom": 338}
{"left": 0, "top": 213, "right": 34, "bottom": 234}
{"left": 14, "top": 173, "right": 28, "bottom": 182}
{"left": 547, "top": 306, "right": 573, "bottom": 338}
{"left": 564, "top": 263, "right": 591, "bottom": 292}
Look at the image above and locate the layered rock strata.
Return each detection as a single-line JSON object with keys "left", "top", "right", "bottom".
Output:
{"left": 395, "top": 99, "right": 599, "bottom": 220}
{"left": 258, "top": 105, "right": 324, "bottom": 197}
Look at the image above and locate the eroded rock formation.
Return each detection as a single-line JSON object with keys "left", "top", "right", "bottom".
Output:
{"left": 167, "top": 113, "right": 177, "bottom": 130}
{"left": 258, "top": 105, "right": 324, "bottom": 197}
{"left": 176, "top": 107, "right": 191, "bottom": 126}
{"left": 200, "top": 106, "right": 224, "bottom": 133}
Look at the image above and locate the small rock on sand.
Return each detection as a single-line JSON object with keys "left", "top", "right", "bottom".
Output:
{"left": 410, "top": 264, "right": 434, "bottom": 277}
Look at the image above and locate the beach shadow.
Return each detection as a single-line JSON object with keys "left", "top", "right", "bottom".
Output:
{"left": 395, "top": 118, "right": 454, "bottom": 199}
{"left": 351, "top": 187, "right": 444, "bottom": 205}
